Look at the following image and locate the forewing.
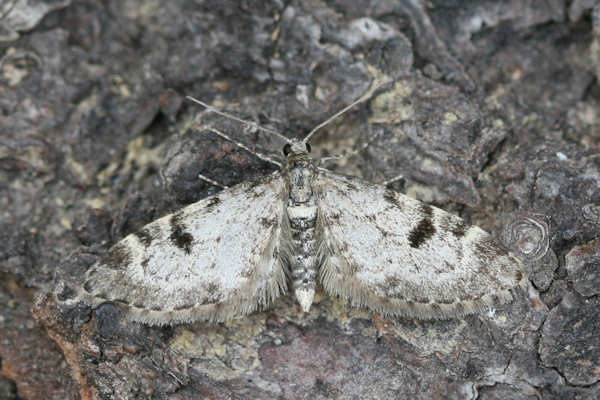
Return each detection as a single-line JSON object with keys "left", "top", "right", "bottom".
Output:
{"left": 315, "top": 171, "right": 528, "bottom": 319}
{"left": 79, "top": 172, "right": 287, "bottom": 325}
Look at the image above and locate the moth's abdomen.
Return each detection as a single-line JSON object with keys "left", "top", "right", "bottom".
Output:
{"left": 287, "top": 204, "right": 319, "bottom": 311}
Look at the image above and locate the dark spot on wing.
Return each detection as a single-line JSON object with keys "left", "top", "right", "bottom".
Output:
{"left": 437, "top": 298, "right": 454, "bottom": 305}
{"left": 101, "top": 243, "right": 132, "bottom": 270}
{"left": 169, "top": 211, "right": 193, "bottom": 254}
{"left": 450, "top": 220, "right": 469, "bottom": 238}
{"left": 383, "top": 189, "right": 402, "bottom": 209}
{"left": 440, "top": 214, "right": 470, "bottom": 238}
{"left": 174, "top": 303, "right": 195, "bottom": 311}
{"left": 408, "top": 217, "right": 436, "bottom": 248}
{"left": 383, "top": 189, "right": 396, "bottom": 204}
{"left": 414, "top": 296, "right": 430, "bottom": 304}
{"left": 134, "top": 227, "right": 154, "bottom": 247}
{"left": 206, "top": 196, "right": 221, "bottom": 210}
{"left": 420, "top": 204, "right": 433, "bottom": 218}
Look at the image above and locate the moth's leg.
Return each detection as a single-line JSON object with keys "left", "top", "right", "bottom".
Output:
{"left": 199, "top": 125, "right": 283, "bottom": 168}
{"left": 316, "top": 123, "right": 401, "bottom": 187}
{"left": 197, "top": 172, "right": 228, "bottom": 189}
{"left": 318, "top": 125, "right": 382, "bottom": 165}
{"left": 381, "top": 174, "right": 405, "bottom": 186}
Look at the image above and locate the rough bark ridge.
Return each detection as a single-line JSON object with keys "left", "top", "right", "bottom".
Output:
{"left": 1, "top": 1, "right": 599, "bottom": 399}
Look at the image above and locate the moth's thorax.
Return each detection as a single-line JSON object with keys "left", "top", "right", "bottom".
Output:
{"left": 287, "top": 160, "right": 315, "bottom": 203}
{"left": 284, "top": 141, "right": 315, "bottom": 204}
{"left": 283, "top": 143, "right": 320, "bottom": 312}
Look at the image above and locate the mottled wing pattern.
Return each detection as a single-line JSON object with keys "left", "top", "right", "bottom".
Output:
{"left": 315, "top": 171, "right": 528, "bottom": 319}
{"left": 79, "top": 172, "right": 287, "bottom": 325}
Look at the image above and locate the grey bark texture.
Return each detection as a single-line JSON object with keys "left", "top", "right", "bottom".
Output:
{"left": 1, "top": 0, "right": 599, "bottom": 399}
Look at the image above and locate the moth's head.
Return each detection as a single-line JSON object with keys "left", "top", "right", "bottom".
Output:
{"left": 283, "top": 139, "right": 312, "bottom": 164}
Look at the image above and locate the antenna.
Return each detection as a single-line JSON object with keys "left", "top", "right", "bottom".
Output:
{"left": 186, "top": 96, "right": 293, "bottom": 144}
{"left": 303, "top": 79, "right": 388, "bottom": 143}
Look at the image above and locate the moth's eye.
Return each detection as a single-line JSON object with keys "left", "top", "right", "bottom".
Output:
{"left": 306, "top": 143, "right": 312, "bottom": 153}
{"left": 283, "top": 143, "right": 292, "bottom": 156}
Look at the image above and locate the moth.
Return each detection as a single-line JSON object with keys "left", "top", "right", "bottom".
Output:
{"left": 77, "top": 89, "right": 528, "bottom": 326}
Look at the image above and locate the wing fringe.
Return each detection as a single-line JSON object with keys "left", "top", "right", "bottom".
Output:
{"left": 77, "top": 265, "right": 287, "bottom": 326}
{"left": 321, "top": 260, "right": 529, "bottom": 320}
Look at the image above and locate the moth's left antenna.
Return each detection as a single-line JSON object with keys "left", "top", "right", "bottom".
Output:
{"left": 186, "top": 96, "right": 293, "bottom": 144}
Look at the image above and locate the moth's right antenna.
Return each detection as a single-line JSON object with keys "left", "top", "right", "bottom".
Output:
{"left": 303, "top": 79, "right": 389, "bottom": 144}
{"left": 186, "top": 96, "right": 293, "bottom": 145}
